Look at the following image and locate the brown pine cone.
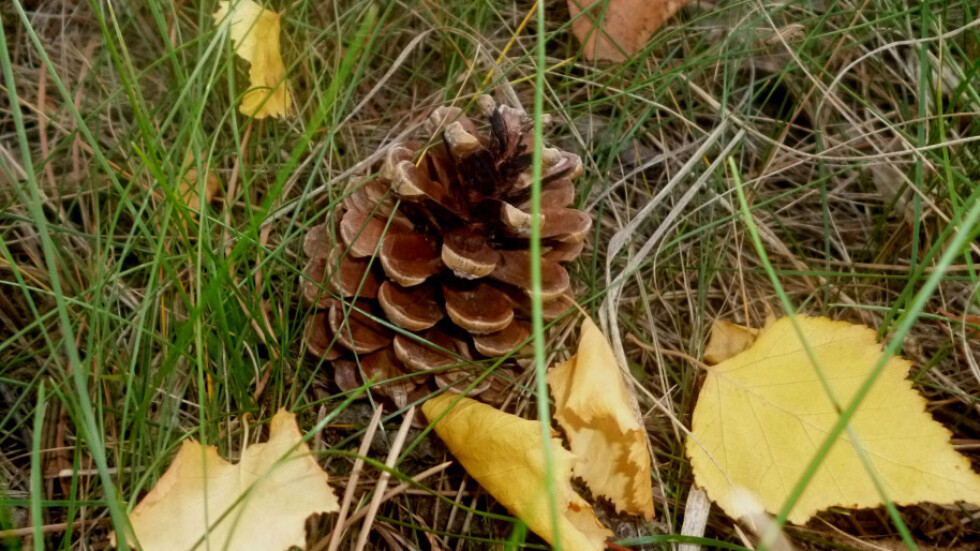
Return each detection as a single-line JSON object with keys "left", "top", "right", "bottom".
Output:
{"left": 302, "top": 96, "right": 590, "bottom": 408}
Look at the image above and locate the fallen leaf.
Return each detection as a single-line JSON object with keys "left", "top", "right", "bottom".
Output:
{"left": 214, "top": 0, "right": 292, "bottom": 119}
{"left": 114, "top": 409, "right": 338, "bottom": 551}
{"left": 703, "top": 320, "right": 760, "bottom": 364}
{"left": 547, "top": 316, "right": 655, "bottom": 519}
{"left": 937, "top": 309, "right": 980, "bottom": 338}
{"left": 687, "top": 316, "right": 980, "bottom": 524}
{"left": 177, "top": 152, "right": 221, "bottom": 212}
{"left": 423, "top": 394, "right": 612, "bottom": 551}
{"left": 568, "top": 0, "right": 692, "bottom": 62}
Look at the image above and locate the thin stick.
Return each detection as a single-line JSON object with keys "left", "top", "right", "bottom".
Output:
{"left": 626, "top": 333, "right": 712, "bottom": 372}
{"left": 352, "top": 406, "right": 416, "bottom": 551}
{"left": 223, "top": 122, "right": 252, "bottom": 258}
{"left": 340, "top": 461, "right": 452, "bottom": 530}
{"left": 443, "top": 478, "right": 466, "bottom": 539}
{"left": 454, "top": 493, "right": 480, "bottom": 551}
{"left": 322, "top": 406, "right": 384, "bottom": 551}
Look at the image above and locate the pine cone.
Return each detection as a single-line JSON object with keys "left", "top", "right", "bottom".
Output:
{"left": 302, "top": 97, "right": 590, "bottom": 408}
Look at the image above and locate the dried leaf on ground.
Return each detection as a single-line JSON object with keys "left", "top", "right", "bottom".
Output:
{"left": 568, "top": 0, "right": 692, "bottom": 62}
{"left": 687, "top": 316, "right": 980, "bottom": 524}
{"left": 547, "top": 315, "right": 655, "bottom": 519}
{"left": 213, "top": 0, "right": 291, "bottom": 119}
{"left": 113, "top": 409, "right": 338, "bottom": 551}
{"left": 938, "top": 309, "right": 980, "bottom": 339}
{"left": 177, "top": 153, "right": 221, "bottom": 212}
{"left": 703, "top": 320, "right": 760, "bottom": 365}
{"left": 423, "top": 394, "right": 612, "bottom": 551}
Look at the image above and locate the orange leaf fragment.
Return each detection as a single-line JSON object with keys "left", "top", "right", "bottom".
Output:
{"left": 568, "top": 0, "right": 692, "bottom": 62}
{"left": 423, "top": 394, "right": 612, "bottom": 551}
{"left": 548, "top": 316, "right": 655, "bottom": 519}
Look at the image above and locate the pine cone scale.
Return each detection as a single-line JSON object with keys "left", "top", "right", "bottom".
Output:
{"left": 377, "top": 281, "right": 442, "bottom": 331}
{"left": 472, "top": 320, "right": 531, "bottom": 357}
{"left": 539, "top": 208, "right": 592, "bottom": 241}
{"left": 379, "top": 233, "right": 440, "bottom": 286}
{"left": 441, "top": 225, "right": 498, "bottom": 279}
{"left": 305, "top": 310, "right": 341, "bottom": 360}
{"left": 339, "top": 210, "right": 385, "bottom": 258}
{"left": 393, "top": 328, "right": 457, "bottom": 372}
{"left": 489, "top": 250, "right": 570, "bottom": 301}
{"left": 328, "top": 301, "right": 391, "bottom": 354}
{"left": 358, "top": 349, "right": 419, "bottom": 407}
{"left": 544, "top": 240, "right": 586, "bottom": 262}
{"left": 334, "top": 256, "right": 381, "bottom": 298}
{"left": 443, "top": 280, "right": 514, "bottom": 334}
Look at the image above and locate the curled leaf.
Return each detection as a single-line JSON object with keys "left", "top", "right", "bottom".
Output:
{"left": 568, "top": 0, "right": 692, "bottom": 62}
{"left": 731, "top": 488, "right": 796, "bottom": 551}
{"left": 687, "top": 316, "right": 980, "bottom": 524}
{"left": 214, "top": 0, "right": 292, "bottom": 119}
{"left": 547, "top": 316, "right": 655, "bottom": 519}
{"left": 423, "top": 394, "right": 612, "bottom": 551}
{"left": 703, "top": 320, "right": 759, "bottom": 365}
{"left": 114, "top": 409, "right": 338, "bottom": 551}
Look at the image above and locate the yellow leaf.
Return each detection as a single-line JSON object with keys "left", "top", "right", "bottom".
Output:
{"left": 214, "top": 0, "right": 292, "bottom": 119}
{"left": 177, "top": 152, "right": 221, "bottom": 212}
{"left": 547, "top": 316, "right": 655, "bottom": 519}
{"left": 423, "top": 394, "right": 612, "bottom": 551}
{"left": 703, "top": 320, "right": 760, "bottom": 364}
{"left": 567, "top": 0, "right": 693, "bottom": 62}
{"left": 687, "top": 316, "right": 980, "bottom": 524}
{"left": 114, "top": 409, "right": 338, "bottom": 551}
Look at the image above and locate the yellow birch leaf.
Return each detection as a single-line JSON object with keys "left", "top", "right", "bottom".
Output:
{"left": 423, "top": 394, "right": 612, "bottom": 551}
{"left": 703, "top": 320, "right": 760, "bottom": 365}
{"left": 214, "top": 0, "right": 292, "bottom": 119}
{"left": 113, "top": 409, "right": 338, "bottom": 551}
{"left": 687, "top": 316, "right": 980, "bottom": 524}
{"left": 547, "top": 316, "right": 655, "bottom": 519}
{"left": 568, "top": 0, "right": 693, "bottom": 62}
